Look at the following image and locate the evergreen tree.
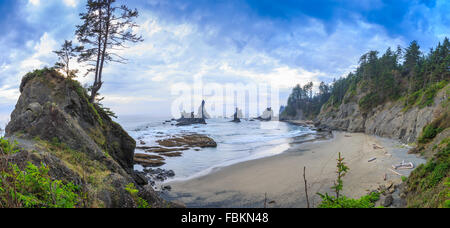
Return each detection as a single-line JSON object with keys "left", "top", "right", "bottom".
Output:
{"left": 53, "top": 40, "right": 83, "bottom": 78}
{"left": 76, "top": 0, "right": 144, "bottom": 102}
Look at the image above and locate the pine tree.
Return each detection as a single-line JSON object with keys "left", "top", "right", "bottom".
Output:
{"left": 76, "top": 0, "right": 144, "bottom": 102}
{"left": 53, "top": 40, "right": 83, "bottom": 78}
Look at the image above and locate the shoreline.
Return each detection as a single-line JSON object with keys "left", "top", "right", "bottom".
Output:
{"left": 163, "top": 131, "right": 425, "bottom": 208}
{"left": 161, "top": 130, "right": 332, "bottom": 184}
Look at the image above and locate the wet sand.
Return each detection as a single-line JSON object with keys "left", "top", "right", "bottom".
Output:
{"left": 164, "top": 132, "right": 425, "bottom": 208}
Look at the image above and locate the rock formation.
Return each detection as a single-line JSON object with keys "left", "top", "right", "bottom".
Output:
{"left": 195, "top": 100, "right": 211, "bottom": 119}
{"left": 316, "top": 84, "right": 449, "bottom": 143}
{"left": 231, "top": 108, "right": 241, "bottom": 123}
{"left": 4, "top": 69, "right": 176, "bottom": 208}
{"left": 255, "top": 107, "right": 274, "bottom": 121}
{"left": 176, "top": 100, "right": 208, "bottom": 126}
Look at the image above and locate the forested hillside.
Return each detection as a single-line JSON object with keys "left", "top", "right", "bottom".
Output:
{"left": 281, "top": 38, "right": 449, "bottom": 121}
{"left": 282, "top": 38, "right": 449, "bottom": 208}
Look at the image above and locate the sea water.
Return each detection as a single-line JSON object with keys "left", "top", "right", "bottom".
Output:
{"left": 117, "top": 115, "right": 316, "bottom": 182}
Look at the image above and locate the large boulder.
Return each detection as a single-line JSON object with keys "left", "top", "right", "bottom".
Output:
{"left": 6, "top": 69, "right": 135, "bottom": 170}
{"left": 4, "top": 69, "right": 170, "bottom": 208}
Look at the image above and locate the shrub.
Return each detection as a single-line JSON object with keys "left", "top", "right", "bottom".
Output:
{"left": 317, "top": 152, "right": 380, "bottom": 208}
{"left": 406, "top": 138, "right": 450, "bottom": 207}
{"left": 125, "top": 183, "right": 150, "bottom": 208}
{"left": 0, "top": 162, "right": 81, "bottom": 208}
{"left": 317, "top": 192, "right": 380, "bottom": 208}
{"left": 419, "top": 125, "right": 444, "bottom": 144}
{"left": 0, "top": 137, "right": 20, "bottom": 155}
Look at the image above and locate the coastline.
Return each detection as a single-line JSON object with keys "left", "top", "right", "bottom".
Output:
{"left": 164, "top": 131, "right": 425, "bottom": 208}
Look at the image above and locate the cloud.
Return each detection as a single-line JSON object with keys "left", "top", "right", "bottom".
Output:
{"left": 28, "top": 0, "right": 40, "bottom": 6}
{"left": 0, "top": 0, "right": 448, "bottom": 119}
{"left": 63, "top": 0, "right": 78, "bottom": 8}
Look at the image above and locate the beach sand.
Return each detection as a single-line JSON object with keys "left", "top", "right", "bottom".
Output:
{"left": 165, "top": 132, "right": 425, "bottom": 208}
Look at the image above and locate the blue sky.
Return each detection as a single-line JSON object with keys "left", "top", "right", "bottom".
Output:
{"left": 0, "top": 0, "right": 449, "bottom": 124}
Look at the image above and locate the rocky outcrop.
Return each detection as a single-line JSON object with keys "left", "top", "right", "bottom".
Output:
{"left": 316, "top": 85, "right": 449, "bottom": 143}
{"left": 254, "top": 108, "right": 274, "bottom": 121}
{"left": 4, "top": 69, "right": 172, "bottom": 208}
{"left": 7, "top": 69, "right": 135, "bottom": 170}
{"left": 231, "top": 108, "right": 241, "bottom": 123}
{"left": 176, "top": 118, "right": 206, "bottom": 126}
{"left": 156, "top": 134, "right": 217, "bottom": 148}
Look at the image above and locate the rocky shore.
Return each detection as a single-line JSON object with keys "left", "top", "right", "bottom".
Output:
{"left": 133, "top": 133, "right": 217, "bottom": 168}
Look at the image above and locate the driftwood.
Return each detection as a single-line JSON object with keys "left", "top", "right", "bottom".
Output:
{"left": 373, "top": 144, "right": 384, "bottom": 150}
{"left": 368, "top": 157, "right": 377, "bottom": 162}
{"left": 392, "top": 161, "right": 414, "bottom": 170}
{"left": 388, "top": 168, "right": 402, "bottom": 176}
{"left": 303, "top": 166, "right": 310, "bottom": 208}
{"left": 264, "top": 193, "right": 267, "bottom": 209}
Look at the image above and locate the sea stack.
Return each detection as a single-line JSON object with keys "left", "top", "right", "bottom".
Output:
{"left": 255, "top": 107, "right": 273, "bottom": 121}
{"left": 176, "top": 100, "right": 208, "bottom": 126}
{"left": 231, "top": 108, "right": 241, "bottom": 123}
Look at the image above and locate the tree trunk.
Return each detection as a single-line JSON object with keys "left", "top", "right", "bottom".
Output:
{"left": 92, "top": 0, "right": 111, "bottom": 103}
{"left": 90, "top": 0, "right": 103, "bottom": 103}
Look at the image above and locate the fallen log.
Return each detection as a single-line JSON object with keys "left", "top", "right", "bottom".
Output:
{"left": 388, "top": 168, "right": 402, "bottom": 176}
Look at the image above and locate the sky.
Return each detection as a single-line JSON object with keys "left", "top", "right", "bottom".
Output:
{"left": 0, "top": 0, "right": 449, "bottom": 124}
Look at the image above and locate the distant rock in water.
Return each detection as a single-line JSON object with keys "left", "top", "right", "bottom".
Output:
{"left": 4, "top": 68, "right": 174, "bottom": 208}
{"left": 254, "top": 107, "right": 274, "bottom": 121}
{"left": 176, "top": 100, "right": 211, "bottom": 126}
{"left": 176, "top": 118, "right": 206, "bottom": 126}
{"left": 231, "top": 108, "right": 241, "bottom": 123}
{"left": 195, "top": 100, "right": 211, "bottom": 119}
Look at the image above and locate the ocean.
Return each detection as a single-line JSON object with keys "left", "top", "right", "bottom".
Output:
{"left": 117, "top": 115, "right": 316, "bottom": 182}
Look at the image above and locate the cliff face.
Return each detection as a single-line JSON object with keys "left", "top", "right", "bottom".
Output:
{"left": 4, "top": 69, "right": 168, "bottom": 207}
{"left": 7, "top": 69, "right": 135, "bottom": 170}
{"left": 316, "top": 84, "right": 449, "bottom": 143}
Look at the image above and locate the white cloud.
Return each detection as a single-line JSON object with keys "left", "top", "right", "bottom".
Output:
{"left": 19, "top": 32, "right": 58, "bottom": 75}
{"left": 0, "top": 85, "right": 20, "bottom": 104}
{"left": 0, "top": 2, "right": 430, "bottom": 119}
{"left": 28, "top": 0, "right": 40, "bottom": 6}
{"left": 63, "top": 0, "right": 78, "bottom": 8}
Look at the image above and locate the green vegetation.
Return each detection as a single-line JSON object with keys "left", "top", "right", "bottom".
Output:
{"left": 317, "top": 192, "right": 381, "bottom": 208}
{"left": 1, "top": 139, "right": 82, "bottom": 208}
{"left": 419, "top": 125, "right": 444, "bottom": 144}
{"left": 281, "top": 82, "right": 331, "bottom": 119}
{"left": 283, "top": 38, "right": 449, "bottom": 119}
{"left": 125, "top": 183, "right": 150, "bottom": 208}
{"left": 1, "top": 136, "right": 151, "bottom": 208}
{"left": 406, "top": 137, "right": 450, "bottom": 208}
{"left": 404, "top": 80, "right": 449, "bottom": 111}
{"left": 317, "top": 153, "right": 381, "bottom": 208}
{"left": 0, "top": 162, "right": 81, "bottom": 208}
{"left": 402, "top": 176, "right": 408, "bottom": 182}
{"left": 0, "top": 137, "right": 19, "bottom": 155}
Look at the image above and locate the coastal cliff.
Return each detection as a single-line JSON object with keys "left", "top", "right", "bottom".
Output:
{"left": 1, "top": 68, "right": 171, "bottom": 208}
{"left": 316, "top": 83, "right": 449, "bottom": 143}
{"left": 281, "top": 38, "right": 449, "bottom": 207}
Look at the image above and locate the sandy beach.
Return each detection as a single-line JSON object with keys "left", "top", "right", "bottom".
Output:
{"left": 165, "top": 132, "right": 425, "bottom": 208}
